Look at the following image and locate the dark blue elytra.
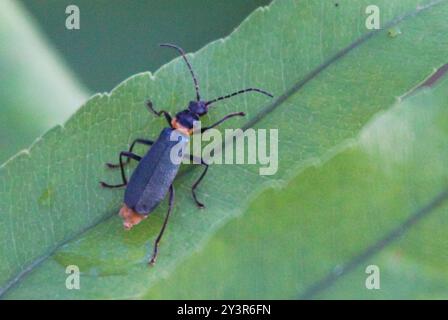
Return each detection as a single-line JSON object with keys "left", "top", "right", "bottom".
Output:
{"left": 124, "top": 128, "right": 188, "bottom": 215}
{"left": 100, "top": 43, "right": 273, "bottom": 265}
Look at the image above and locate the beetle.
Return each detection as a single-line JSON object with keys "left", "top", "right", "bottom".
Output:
{"left": 100, "top": 43, "right": 273, "bottom": 265}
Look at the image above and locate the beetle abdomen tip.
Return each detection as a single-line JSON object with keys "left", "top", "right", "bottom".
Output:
{"left": 119, "top": 204, "right": 147, "bottom": 230}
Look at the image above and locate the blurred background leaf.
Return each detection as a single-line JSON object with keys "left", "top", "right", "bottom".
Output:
{"left": 0, "top": 0, "right": 89, "bottom": 163}
{"left": 2, "top": 0, "right": 448, "bottom": 299}
{"left": 19, "top": 0, "right": 271, "bottom": 92}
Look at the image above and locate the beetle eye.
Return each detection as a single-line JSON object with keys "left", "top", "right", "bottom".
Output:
{"left": 198, "top": 102, "right": 208, "bottom": 115}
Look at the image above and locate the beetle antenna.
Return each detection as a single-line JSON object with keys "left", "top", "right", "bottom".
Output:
{"left": 205, "top": 88, "right": 273, "bottom": 106}
{"left": 160, "top": 43, "right": 201, "bottom": 101}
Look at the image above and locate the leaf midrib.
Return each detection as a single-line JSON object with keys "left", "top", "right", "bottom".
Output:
{"left": 299, "top": 187, "right": 448, "bottom": 299}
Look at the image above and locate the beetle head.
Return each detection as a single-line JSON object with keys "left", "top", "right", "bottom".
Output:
{"left": 188, "top": 100, "right": 208, "bottom": 116}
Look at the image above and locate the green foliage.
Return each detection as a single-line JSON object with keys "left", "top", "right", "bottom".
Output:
{"left": 147, "top": 79, "right": 448, "bottom": 299}
{"left": 0, "top": 0, "right": 88, "bottom": 163}
{"left": 20, "top": 0, "right": 270, "bottom": 92}
{"left": 1, "top": 0, "right": 447, "bottom": 299}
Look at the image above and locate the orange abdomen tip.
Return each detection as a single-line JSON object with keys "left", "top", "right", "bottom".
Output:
{"left": 119, "top": 204, "right": 147, "bottom": 230}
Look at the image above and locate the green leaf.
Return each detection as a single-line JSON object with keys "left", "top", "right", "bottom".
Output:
{"left": 0, "top": 0, "right": 89, "bottom": 163}
{"left": 146, "top": 78, "right": 448, "bottom": 299}
{"left": 1, "top": 0, "right": 448, "bottom": 298}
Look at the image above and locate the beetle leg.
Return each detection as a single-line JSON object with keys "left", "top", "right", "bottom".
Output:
{"left": 146, "top": 100, "right": 172, "bottom": 126}
{"left": 189, "top": 156, "right": 209, "bottom": 208}
{"left": 199, "top": 111, "right": 245, "bottom": 133}
{"left": 149, "top": 184, "right": 175, "bottom": 265}
{"left": 100, "top": 151, "right": 141, "bottom": 188}
{"left": 106, "top": 139, "right": 153, "bottom": 168}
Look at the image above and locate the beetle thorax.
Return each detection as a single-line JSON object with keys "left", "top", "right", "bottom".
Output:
{"left": 171, "top": 109, "right": 199, "bottom": 135}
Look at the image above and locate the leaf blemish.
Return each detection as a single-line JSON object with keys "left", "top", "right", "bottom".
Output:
{"left": 418, "top": 63, "right": 448, "bottom": 88}
{"left": 387, "top": 27, "right": 402, "bottom": 38}
{"left": 403, "top": 63, "right": 448, "bottom": 98}
{"left": 38, "top": 186, "right": 54, "bottom": 207}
